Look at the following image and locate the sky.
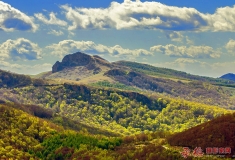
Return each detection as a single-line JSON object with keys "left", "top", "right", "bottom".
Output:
{"left": 1, "top": 0, "right": 235, "bottom": 77}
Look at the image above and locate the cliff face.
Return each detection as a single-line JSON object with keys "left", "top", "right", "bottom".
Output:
{"left": 52, "top": 52, "right": 95, "bottom": 73}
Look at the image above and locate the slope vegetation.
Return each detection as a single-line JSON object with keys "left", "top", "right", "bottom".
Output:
{"left": 168, "top": 112, "right": 235, "bottom": 155}
{"left": 104, "top": 69, "right": 235, "bottom": 109}
{"left": 1, "top": 83, "right": 230, "bottom": 135}
{"left": 0, "top": 69, "right": 46, "bottom": 88}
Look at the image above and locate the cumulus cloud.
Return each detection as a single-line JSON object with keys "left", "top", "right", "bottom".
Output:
{"left": 0, "top": 38, "right": 42, "bottom": 61}
{"left": 34, "top": 12, "right": 67, "bottom": 26}
{"left": 47, "top": 29, "right": 64, "bottom": 36}
{"left": 46, "top": 40, "right": 152, "bottom": 58}
{"left": 59, "top": 1, "right": 235, "bottom": 32}
{"left": 211, "top": 6, "right": 235, "bottom": 32}
{"left": 150, "top": 44, "right": 220, "bottom": 59}
{"left": 0, "top": 1, "right": 37, "bottom": 31}
{"left": 225, "top": 39, "right": 235, "bottom": 54}
{"left": 60, "top": 1, "right": 208, "bottom": 31}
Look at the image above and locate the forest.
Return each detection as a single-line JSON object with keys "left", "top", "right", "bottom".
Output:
{"left": 0, "top": 83, "right": 231, "bottom": 135}
{"left": 1, "top": 102, "right": 232, "bottom": 159}
{"left": 1, "top": 65, "right": 235, "bottom": 159}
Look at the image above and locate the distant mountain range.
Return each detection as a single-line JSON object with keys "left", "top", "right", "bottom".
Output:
{"left": 220, "top": 73, "right": 235, "bottom": 81}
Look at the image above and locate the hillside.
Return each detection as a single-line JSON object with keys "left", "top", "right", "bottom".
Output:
{"left": 0, "top": 103, "right": 185, "bottom": 160}
{"left": 167, "top": 112, "right": 235, "bottom": 157}
{"left": 0, "top": 83, "right": 231, "bottom": 135}
{"left": 104, "top": 68, "right": 235, "bottom": 109}
{"left": 114, "top": 61, "right": 235, "bottom": 84}
{"left": 0, "top": 103, "right": 124, "bottom": 159}
{"left": 0, "top": 103, "right": 63, "bottom": 159}
{"left": 0, "top": 69, "right": 47, "bottom": 88}
{"left": 0, "top": 102, "right": 229, "bottom": 159}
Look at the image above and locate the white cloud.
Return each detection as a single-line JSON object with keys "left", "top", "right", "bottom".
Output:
{"left": 0, "top": 38, "right": 42, "bottom": 61}
{"left": 0, "top": 1, "right": 37, "bottom": 31}
{"left": 0, "top": 61, "right": 52, "bottom": 74}
{"left": 150, "top": 44, "right": 221, "bottom": 59}
{"left": 211, "top": 6, "right": 235, "bottom": 32}
{"left": 34, "top": 12, "right": 67, "bottom": 26}
{"left": 46, "top": 40, "right": 152, "bottom": 58}
{"left": 225, "top": 39, "right": 235, "bottom": 54}
{"left": 60, "top": 1, "right": 208, "bottom": 31}
{"left": 0, "top": 61, "right": 22, "bottom": 69}
{"left": 47, "top": 29, "right": 64, "bottom": 36}
{"left": 59, "top": 1, "right": 235, "bottom": 32}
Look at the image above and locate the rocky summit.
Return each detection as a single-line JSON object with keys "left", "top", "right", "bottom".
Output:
{"left": 52, "top": 52, "right": 95, "bottom": 73}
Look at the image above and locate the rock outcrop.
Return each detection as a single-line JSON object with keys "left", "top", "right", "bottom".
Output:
{"left": 52, "top": 52, "right": 95, "bottom": 73}
{"left": 52, "top": 52, "right": 112, "bottom": 74}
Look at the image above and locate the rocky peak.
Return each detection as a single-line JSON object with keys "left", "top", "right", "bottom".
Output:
{"left": 52, "top": 52, "right": 95, "bottom": 73}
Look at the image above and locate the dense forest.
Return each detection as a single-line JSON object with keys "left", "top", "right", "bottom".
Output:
{"left": 0, "top": 83, "right": 231, "bottom": 135}
{"left": 0, "top": 69, "right": 46, "bottom": 88}
{"left": 168, "top": 112, "right": 235, "bottom": 155}
{"left": 0, "top": 103, "right": 231, "bottom": 159}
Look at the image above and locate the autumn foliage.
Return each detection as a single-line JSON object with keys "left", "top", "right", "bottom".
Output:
{"left": 168, "top": 112, "right": 235, "bottom": 155}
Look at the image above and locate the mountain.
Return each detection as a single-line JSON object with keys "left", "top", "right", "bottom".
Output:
{"left": 44, "top": 52, "right": 114, "bottom": 83}
{"left": 220, "top": 73, "right": 235, "bottom": 81}
{"left": 38, "top": 52, "right": 235, "bottom": 86}
{"left": 32, "top": 52, "right": 235, "bottom": 108}
{"left": 52, "top": 52, "right": 111, "bottom": 73}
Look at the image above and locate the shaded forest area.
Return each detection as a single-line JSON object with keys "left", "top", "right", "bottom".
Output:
{"left": 168, "top": 112, "right": 235, "bottom": 156}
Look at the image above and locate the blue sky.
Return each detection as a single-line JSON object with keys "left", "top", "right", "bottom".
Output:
{"left": 1, "top": 0, "right": 235, "bottom": 77}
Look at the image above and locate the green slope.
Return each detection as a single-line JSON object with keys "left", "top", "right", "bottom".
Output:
{"left": 2, "top": 83, "right": 231, "bottom": 135}
{"left": 114, "top": 61, "right": 235, "bottom": 85}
